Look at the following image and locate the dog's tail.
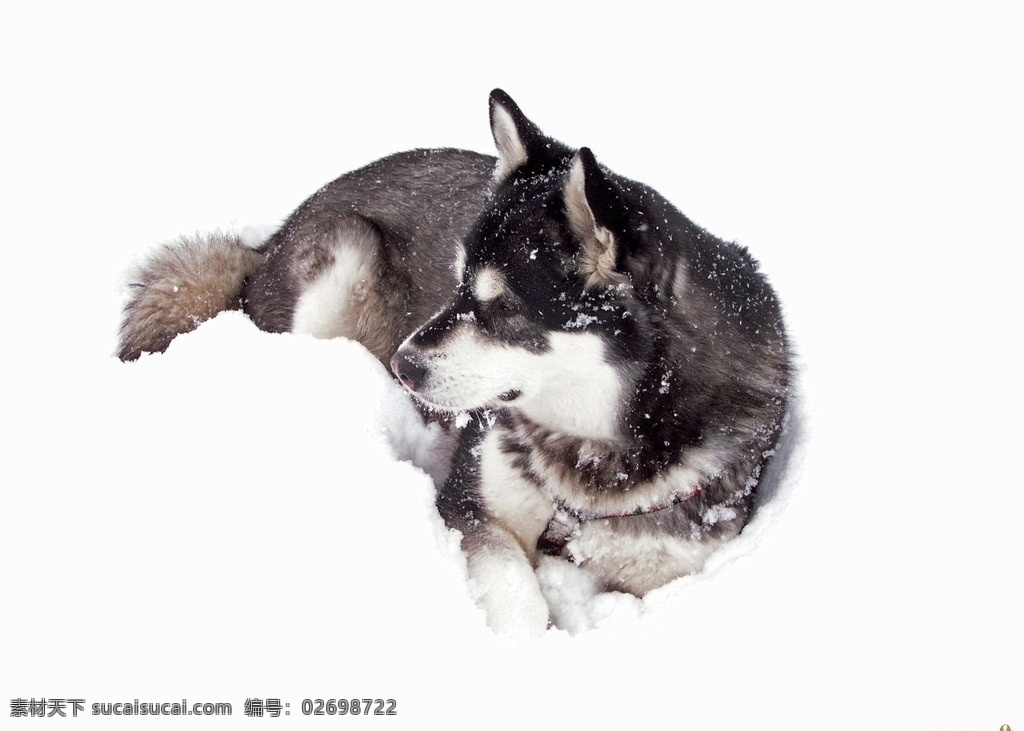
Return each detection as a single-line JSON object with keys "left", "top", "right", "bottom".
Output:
{"left": 117, "top": 232, "right": 263, "bottom": 361}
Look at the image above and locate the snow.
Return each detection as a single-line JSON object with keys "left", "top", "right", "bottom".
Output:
{"left": 2, "top": 2, "right": 1022, "bottom": 729}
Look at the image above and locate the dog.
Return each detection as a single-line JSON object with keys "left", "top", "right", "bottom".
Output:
{"left": 119, "top": 90, "right": 791, "bottom": 636}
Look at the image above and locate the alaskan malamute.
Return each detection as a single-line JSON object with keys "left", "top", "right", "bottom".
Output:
{"left": 119, "top": 90, "right": 791, "bottom": 635}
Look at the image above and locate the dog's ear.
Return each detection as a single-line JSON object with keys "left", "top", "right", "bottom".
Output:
{"left": 489, "top": 89, "right": 543, "bottom": 182}
{"left": 564, "top": 147, "right": 631, "bottom": 288}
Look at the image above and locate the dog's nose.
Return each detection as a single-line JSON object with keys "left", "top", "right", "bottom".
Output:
{"left": 390, "top": 349, "right": 427, "bottom": 392}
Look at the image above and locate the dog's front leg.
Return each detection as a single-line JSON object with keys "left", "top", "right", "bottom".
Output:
{"left": 462, "top": 522, "right": 550, "bottom": 637}
{"left": 437, "top": 417, "right": 552, "bottom": 637}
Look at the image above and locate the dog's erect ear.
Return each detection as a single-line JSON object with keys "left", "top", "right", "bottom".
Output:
{"left": 564, "top": 147, "right": 629, "bottom": 288}
{"left": 489, "top": 89, "right": 543, "bottom": 182}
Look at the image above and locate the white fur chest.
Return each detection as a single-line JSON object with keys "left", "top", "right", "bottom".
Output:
{"left": 565, "top": 517, "right": 728, "bottom": 595}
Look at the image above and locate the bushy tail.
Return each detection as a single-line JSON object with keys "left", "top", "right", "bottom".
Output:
{"left": 117, "top": 232, "right": 264, "bottom": 361}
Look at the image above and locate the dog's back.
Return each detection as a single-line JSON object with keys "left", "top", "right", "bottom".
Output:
{"left": 118, "top": 149, "right": 494, "bottom": 363}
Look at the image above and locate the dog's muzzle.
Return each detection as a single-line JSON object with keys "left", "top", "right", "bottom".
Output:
{"left": 390, "top": 349, "right": 428, "bottom": 392}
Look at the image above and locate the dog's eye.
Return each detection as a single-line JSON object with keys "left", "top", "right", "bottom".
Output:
{"left": 477, "top": 296, "right": 521, "bottom": 330}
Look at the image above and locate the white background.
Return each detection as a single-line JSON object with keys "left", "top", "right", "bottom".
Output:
{"left": 2, "top": 2, "right": 1021, "bottom": 729}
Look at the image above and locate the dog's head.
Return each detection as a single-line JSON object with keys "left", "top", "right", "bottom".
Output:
{"left": 391, "top": 90, "right": 679, "bottom": 442}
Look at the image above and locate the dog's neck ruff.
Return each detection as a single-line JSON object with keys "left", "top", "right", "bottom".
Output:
{"left": 507, "top": 413, "right": 714, "bottom": 522}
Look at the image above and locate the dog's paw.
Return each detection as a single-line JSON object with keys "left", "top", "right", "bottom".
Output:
{"left": 468, "top": 550, "right": 550, "bottom": 638}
